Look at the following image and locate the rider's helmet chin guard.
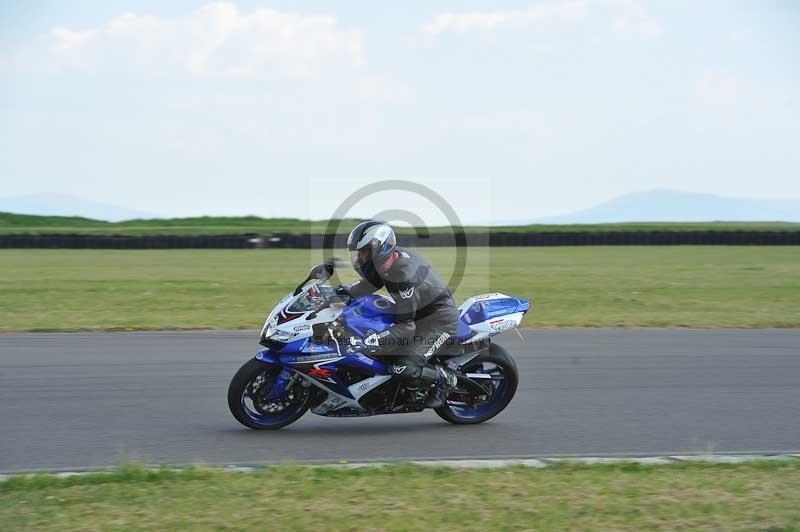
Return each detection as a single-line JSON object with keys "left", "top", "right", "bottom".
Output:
{"left": 347, "top": 220, "right": 397, "bottom": 279}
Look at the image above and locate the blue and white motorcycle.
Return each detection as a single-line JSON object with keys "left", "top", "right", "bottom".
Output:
{"left": 228, "top": 262, "right": 531, "bottom": 429}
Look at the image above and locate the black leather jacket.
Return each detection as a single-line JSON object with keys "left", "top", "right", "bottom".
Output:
{"left": 348, "top": 247, "right": 459, "bottom": 347}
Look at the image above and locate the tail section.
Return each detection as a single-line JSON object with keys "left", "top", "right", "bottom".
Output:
{"left": 455, "top": 293, "right": 531, "bottom": 344}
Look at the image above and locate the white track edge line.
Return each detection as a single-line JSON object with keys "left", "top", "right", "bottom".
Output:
{"left": 1, "top": 454, "right": 798, "bottom": 480}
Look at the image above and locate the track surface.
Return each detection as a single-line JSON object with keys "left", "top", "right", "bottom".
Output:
{"left": 1, "top": 330, "right": 799, "bottom": 472}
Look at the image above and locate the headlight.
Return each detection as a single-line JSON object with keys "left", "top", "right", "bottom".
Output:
{"left": 260, "top": 320, "right": 274, "bottom": 341}
{"left": 261, "top": 321, "right": 294, "bottom": 343}
{"left": 270, "top": 330, "right": 295, "bottom": 342}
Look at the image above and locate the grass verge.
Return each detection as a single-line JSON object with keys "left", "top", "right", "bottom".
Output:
{"left": 2, "top": 246, "right": 799, "bottom": 332}
{"left": 3, "top": 212, "right": 800, "bottom": 235}
{"left": 2, "top": 462, "right": 799, "bottom": 531}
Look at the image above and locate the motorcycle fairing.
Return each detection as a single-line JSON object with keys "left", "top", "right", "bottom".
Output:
{"left": 290, "top": 353, "right": 393, "bottom": 416}
{"left": 259, "top": 337, "right": 394, "bottom": 413}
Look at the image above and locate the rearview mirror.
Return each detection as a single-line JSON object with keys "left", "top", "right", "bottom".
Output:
{"left": 309, "top": 263, "right": 331, "bottom": 280}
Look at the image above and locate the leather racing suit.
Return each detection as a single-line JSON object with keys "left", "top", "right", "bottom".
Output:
{"left": 347, "top": 247, "right": 459, "bottom": 386}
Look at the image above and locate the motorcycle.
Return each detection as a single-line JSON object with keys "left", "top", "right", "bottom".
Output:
{"left": 228, "top": 261, "right": 531, "bottom": 429}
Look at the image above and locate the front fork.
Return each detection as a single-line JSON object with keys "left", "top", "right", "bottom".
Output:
{"left": 255, "top": 349, "right": 296, "bottom": 400}
{"left": 264, "top": 368, "right": 295, "bottom": 400}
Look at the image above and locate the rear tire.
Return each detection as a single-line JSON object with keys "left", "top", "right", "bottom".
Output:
{"left": 434, "top": 343, "right": 518, "bottom": 424}
{"left": 228, "top": 358, "right": 310, "bottom": 430}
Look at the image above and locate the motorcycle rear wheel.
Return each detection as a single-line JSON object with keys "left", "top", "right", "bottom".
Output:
{"left": 434, "top": 343, "right": 518, "bottom": 424}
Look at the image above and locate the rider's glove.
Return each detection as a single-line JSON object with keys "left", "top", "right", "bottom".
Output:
{"left": 334, "top": 285, "right": 350, "bottom": 297}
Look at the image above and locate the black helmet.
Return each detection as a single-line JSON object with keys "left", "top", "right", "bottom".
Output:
{"left": 347, "top": 221, "right": 397, "bottom": 279}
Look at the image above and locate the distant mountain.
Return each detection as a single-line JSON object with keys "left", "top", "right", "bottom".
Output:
{"left": 4, "top": 189, "right": 798, "bottom": 225}
{"left": 533, "top": 190, "right": 800, "bottom": 224}
{"left": 0, "top": 193, "right": 158, "bottom": 222}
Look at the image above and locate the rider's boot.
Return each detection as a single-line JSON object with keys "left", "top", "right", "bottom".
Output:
{"left": 424, "top": 365, "right": 458, "bottom": 408}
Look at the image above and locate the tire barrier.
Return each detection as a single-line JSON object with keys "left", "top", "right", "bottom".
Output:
{"left": 0, "top": 234, "right": 259, "bottom": 249}
{"left": 1, "top": 230, "right": 799, "bottom": 249}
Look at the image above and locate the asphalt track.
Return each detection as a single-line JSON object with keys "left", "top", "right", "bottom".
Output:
{"left": 1, "top": 329, "right": 798, "bottom": 472}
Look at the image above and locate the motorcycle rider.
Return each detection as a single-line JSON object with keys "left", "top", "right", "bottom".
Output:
{"left": 335, "top": 220, "right": 459, "bottom": 407}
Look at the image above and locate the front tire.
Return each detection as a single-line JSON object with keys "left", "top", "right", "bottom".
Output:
{"left": 228, "top": 358, "right": 310, "bottom": 430}
{"left": 435, "top": 343, "right": 519, "bottom": 424}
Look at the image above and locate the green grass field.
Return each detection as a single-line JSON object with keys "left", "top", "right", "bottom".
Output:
{"left": 2, "top": 462, "right": 799, "bottom": 531}
{"left": 2, "top": 212, "right": 799, "bottom": 235}
{"left": 1, "top": 246, "right": 798, "bottom": 332}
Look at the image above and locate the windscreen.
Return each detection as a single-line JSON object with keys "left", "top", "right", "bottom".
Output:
{"left": 287, "top": 285, "right": 326, "bottom": 312}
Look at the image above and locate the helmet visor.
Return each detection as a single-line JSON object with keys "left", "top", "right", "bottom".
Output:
{"left": 350, "top": 246, "right": 374, "bottom": 278}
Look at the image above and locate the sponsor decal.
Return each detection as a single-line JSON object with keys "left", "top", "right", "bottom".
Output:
{"left": 307, "top": 285, "right": 326, "bottom": 307}
{"left": 364, "top": 333, "right": 379, "bottom": 347}
{"left": 423, "top": 333, "right": 451, "bottom": 358}
{"left": 317, "top": 395, "right": 345, "bottom": 412}
{"left": 305, "top": 361, "right": 338, "bottom": 383}
{"left": 291, "top": 354, "right": 339, "bottom": 362}
{"left": 399, "top": 286, "right": 414, "bottom": 299}
{"left": 489, "top": 319, "right": 516, "bottom": 332}
{"left": 392, "top": 365, "right": 407, "bottom": 374}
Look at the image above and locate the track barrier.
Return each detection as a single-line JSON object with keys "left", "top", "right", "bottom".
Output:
{"left": 1, "top": 231, "right": 799, "bottom": 248}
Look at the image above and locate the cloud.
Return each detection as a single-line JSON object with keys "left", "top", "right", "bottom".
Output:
{"left": 14, "top": 2, "right": 363, "bottom": 79}
{"left": 422, "top": 0, "right": 660, "bottom": 38}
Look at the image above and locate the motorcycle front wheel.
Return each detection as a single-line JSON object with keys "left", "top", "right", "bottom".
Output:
{"left": 228, "top": 358, "right": 310, "bottom": 430}
{"left": 435, "top": 343, "right": 519, "bottom": 424}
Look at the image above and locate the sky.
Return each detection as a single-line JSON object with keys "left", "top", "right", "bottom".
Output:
{"left": 1, "top": 1, "right": 798, "bottom": 225}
